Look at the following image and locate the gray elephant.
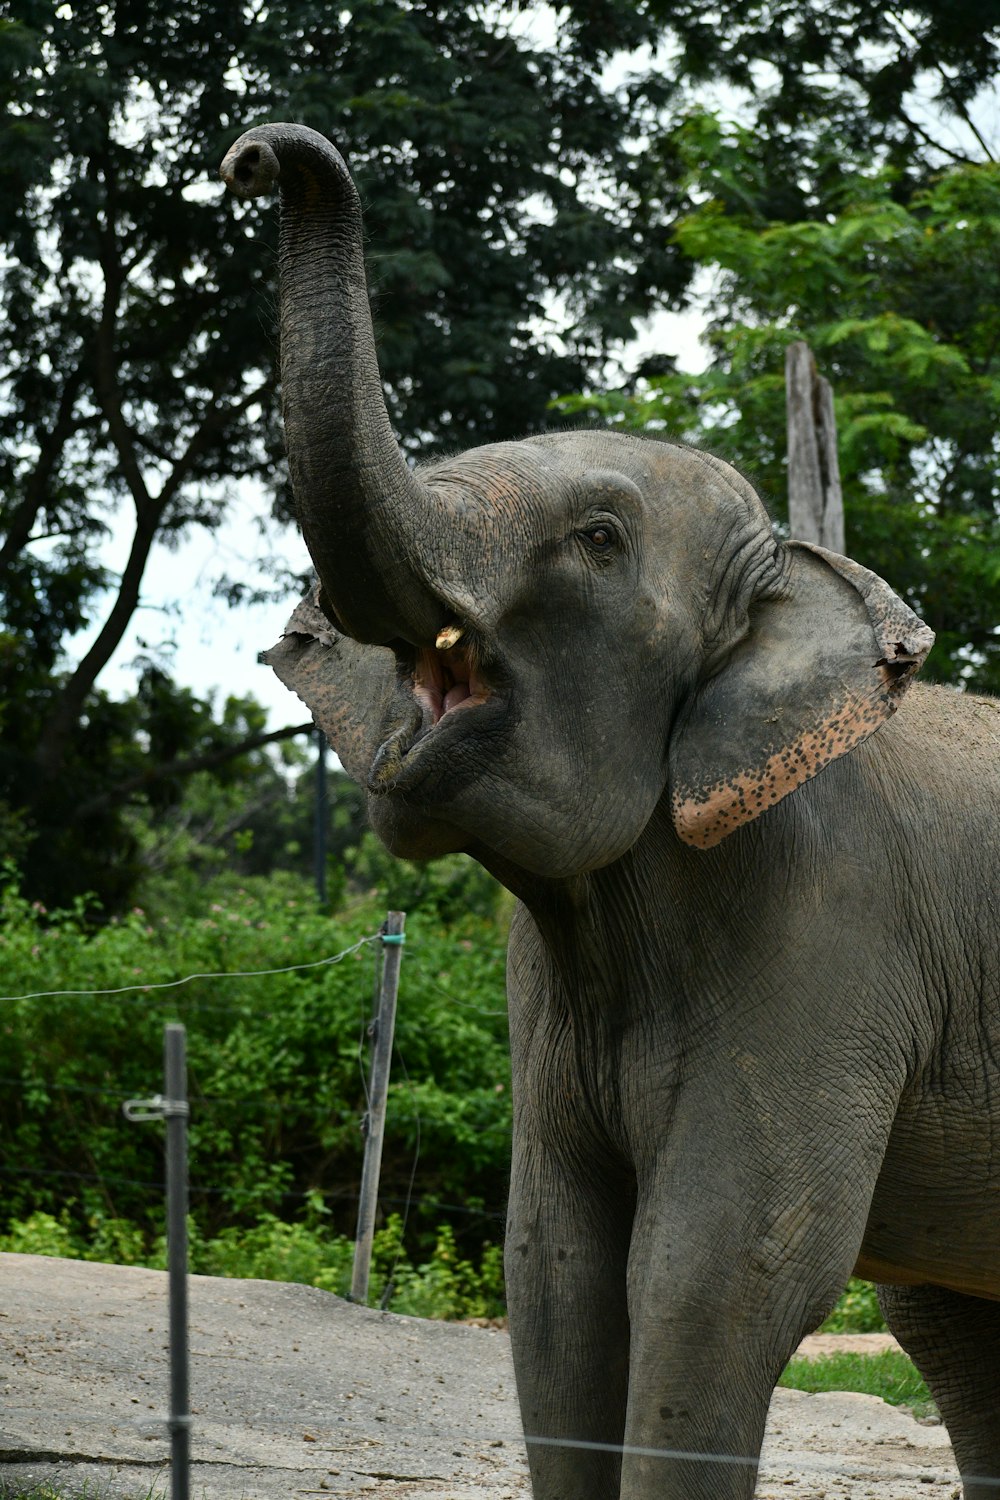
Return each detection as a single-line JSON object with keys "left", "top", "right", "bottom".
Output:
{"left": 221, "top": 124, "right": 1000, "bottom": 1500}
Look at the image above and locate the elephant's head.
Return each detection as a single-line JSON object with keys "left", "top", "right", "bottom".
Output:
{"left": 221, "top": 125, "right": 934, "bottom": 879}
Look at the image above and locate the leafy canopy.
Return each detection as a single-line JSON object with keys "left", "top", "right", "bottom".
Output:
{"left": 0, "top": 0, "right": 685, "bottom": 911}
{"left": 3, "top": 1, "right": 998, "bottom": 909}
{"left": 563, "top": 117, "right": 1000, "bottom": 693}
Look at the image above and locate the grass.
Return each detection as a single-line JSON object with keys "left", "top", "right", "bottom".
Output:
{"left": 780, "top": 1348, "right": 937, "bottom": 1419}
{"left": 0, "top": 1490, "right": 162, "bottom": 1500}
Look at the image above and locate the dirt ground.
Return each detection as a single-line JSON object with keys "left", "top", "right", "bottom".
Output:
{"left": 0, "top": 1253, "right": 959, "bottom": 1499}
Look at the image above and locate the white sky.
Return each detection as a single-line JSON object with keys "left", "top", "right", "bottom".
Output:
{"left": 76, "top": 488, "right": 313, "bottom": 725}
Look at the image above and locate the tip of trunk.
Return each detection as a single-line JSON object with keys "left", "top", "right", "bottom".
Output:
{"left": 220, "top": 135, "right": 281, "bottom": 199}
{"left": 223, "top": 122, "right": 448, "bottom": 648}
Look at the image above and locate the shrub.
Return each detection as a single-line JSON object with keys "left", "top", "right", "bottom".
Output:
{"left": 820, "top": 1277, "right": 886, "bottom": 1333}
{"left": 0, "top": 866, "right": 511, "bottom": 1265}
{"left": 0, "top": 1206, "right": 506, "bottom": 1321}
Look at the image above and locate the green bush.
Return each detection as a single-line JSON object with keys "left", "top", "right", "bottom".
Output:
{"left": 0, "top": 1206, "right": 506, "bottom": 1321}
{"left": 0, "top": 1210, "right": 78, "bottom": 1258}
{"left": 820, "top": 1277, "right": 886, "bottom": 1333}
{"left": 0, "top": 865, "right": 511, "bottom": 1264}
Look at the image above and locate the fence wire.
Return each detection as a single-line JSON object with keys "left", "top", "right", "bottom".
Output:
{"left": 0, "top": 932, "right": 382, "bottom": 1005}
{"left": 0, "top": 1399, "right": 975, "bottom": 1491}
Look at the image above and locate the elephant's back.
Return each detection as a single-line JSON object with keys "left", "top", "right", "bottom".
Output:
{"left": 873, "top": 681, "right": 1000, "bottom": 814}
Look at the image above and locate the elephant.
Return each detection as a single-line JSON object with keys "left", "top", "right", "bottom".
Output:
{"left": 220, "top": 123, "right": 1000, "bottom": 1499}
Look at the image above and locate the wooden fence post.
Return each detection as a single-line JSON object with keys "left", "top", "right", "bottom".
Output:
{"left": 785, "top": 340, "right": 845, "bottom": 553}
{"left": 351, "top": 911, "right": 406, "bottom": 1304}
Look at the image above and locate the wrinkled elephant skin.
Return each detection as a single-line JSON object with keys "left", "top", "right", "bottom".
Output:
{"left": 222, "top": 124, "right": 1000, "bottom": 1500}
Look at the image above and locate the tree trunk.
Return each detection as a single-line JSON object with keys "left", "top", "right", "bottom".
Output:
{"left": 785, "top": 340, "right": 845, "bottom": 554}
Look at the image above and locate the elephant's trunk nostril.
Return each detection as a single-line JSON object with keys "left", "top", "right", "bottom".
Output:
{"left": 234, "top": 148, "right": 259, "bottom": 183}
{"left": 220, "top": 139, "right": 281, "bottom": 199}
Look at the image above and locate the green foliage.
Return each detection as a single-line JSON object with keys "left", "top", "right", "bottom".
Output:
{"left": 780, "top": 1350, "right": 934, "bottom": 1417}
{"left": 0, "top": 0, "right": 695, "bottom": 914}
{"left": 564, "top": 141, "right": 1000, "bottom": 692}
{"left": 129, "top": 758, "right": 367, "bottom": 912}
{"left": 0, "top": 1206, "right": 506, "bottom": 1321}
{"left": 5, "top": 2, "right": 998, "bottom": 913}
{"left": 176, "top": 1203, "right": 507, "bottom": 1317}
{"left": 623, "top": 2, "right": 999, "bottom": 212}
{"left": 0, "top": 1209, "right": 77, "bottom": 1259}
{"left": 820, "top": 1277, "right": 886, "bottom": 1333}
{"left": 0, "top": 867, "right": 511, "bottom": 1263}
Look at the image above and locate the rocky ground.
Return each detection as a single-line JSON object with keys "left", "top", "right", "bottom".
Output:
{"left": 0, "top": 1254, "right": 958, "bottom": 1499}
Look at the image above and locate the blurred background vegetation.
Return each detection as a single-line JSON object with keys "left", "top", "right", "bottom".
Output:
{"left": 2, "top": 0, "right": 998, "bottom": 1315}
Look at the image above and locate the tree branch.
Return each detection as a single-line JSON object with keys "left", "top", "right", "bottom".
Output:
{"left": 76, "top": 719, "right": 315, "bottom": 819}
{"left": 0, "top": 365, "right": 85, "bottom": 581}
{"left": 33, "top": 142, "right": 273, "bottom": 776}
{"left": 885, "top": 9, "right": 996, "bottom": 163}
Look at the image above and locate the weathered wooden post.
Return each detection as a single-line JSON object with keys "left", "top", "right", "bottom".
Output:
{"left": 785, "top": 340, "right": 845, "bottom": 553}
{"left": 314, "top": 728, "right": 328, "bottom": 906}
{"left": 351, "top": 911, "right": 406, "bottom": 1303}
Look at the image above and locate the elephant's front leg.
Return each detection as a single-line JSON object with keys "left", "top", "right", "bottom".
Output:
{"left": 505, "top": 1130, "right": 634, "bottom": 1500}
{"left": 618, "top": 1162, "right": 872, "bottom": 1500}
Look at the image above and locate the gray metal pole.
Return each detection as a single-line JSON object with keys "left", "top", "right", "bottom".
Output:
{"left": 164, "top": 1024, "right": 191, "bottom": 1500}
{"left": 314, "top": 729, "right": 328, "bottom": 905}
{"left": 351, "top": 911, "right": 406, "bottom": 1303}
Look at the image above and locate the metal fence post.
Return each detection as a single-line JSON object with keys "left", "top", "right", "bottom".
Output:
{"left": 351, "top": 911, "right": 406, "bottom": 1304}
{"left": 314, "top": 728, "right": 328, "bottom": 906}
{"left": 124, "top": 1023, "right": 191, "bottom": 1500}
{"left": 164, "top": 1024, "right": 191, "bottom": 1500}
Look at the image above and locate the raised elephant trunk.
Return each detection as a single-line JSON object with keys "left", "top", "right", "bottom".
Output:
{"left": 220, "top": 123, "right": 445, "bottom": 645}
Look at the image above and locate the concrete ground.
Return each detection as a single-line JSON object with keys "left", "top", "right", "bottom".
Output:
{"left": 0, "top": 1254, "right": 958, "bottom": 1499}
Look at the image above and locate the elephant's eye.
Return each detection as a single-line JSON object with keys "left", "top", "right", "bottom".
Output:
{"left": 580, "top": 523, "right": 618, "bottom": 555}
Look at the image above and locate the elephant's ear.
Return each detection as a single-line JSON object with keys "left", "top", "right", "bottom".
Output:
{"left": 261, "top": 585, "right": 396, "bottom": 785}
{"left": 668, "top": 542, "right": 935, "bottom": 849}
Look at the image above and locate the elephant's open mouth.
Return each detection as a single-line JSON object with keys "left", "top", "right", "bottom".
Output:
{"left": 367, "top": 629, "right": 509, "bottom": 795}
{"left": 412, "top": 637, "right": 492, "bottom": 724}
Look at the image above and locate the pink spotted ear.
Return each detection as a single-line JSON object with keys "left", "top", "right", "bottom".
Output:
{"left": 668, "top": 542, "right": 934, "bottom": 849}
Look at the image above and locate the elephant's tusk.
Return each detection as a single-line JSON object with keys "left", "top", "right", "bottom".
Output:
{"left": 435, "top": 623, "right": 464, "bottom": 651}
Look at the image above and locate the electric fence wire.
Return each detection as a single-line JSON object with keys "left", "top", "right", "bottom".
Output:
{"left": 0, "top": 1399, "right": 970, "bottom": 1491}
{"left": 0, "top": 1065, "right": 512, "bottom": 1137}
{"left": 0, "top": 1157, "right": 506, "bottom": 1230}
{"left": 0, "top": 935, "right": 510, "bottom": 1023}
{"left": 0, "top": 932, "right": 382, "bottom": 1005}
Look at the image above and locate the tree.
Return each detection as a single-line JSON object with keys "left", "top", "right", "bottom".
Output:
{"left": 0, "top": 0, "right": 689, "bottom": 911}
{"left": 599, "top": 1, "right": 1000, "bottom": 213}
{"left": 6, "top": 1, "right": 998, "bottom": 911}
{"left": 562, "top": 122, "right": 1000, "bottom": 692}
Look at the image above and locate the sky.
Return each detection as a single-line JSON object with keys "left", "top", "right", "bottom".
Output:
{"left": 73, "top": 485, "right": 313, "bottom": 726}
